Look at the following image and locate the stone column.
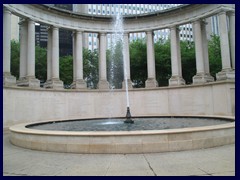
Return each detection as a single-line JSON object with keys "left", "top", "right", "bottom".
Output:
{"left": 192, "top": 20, "right": 214, "bottom": 84}
{"left": 26, "top": 19, "right": 40, "bottom": 87}
{"left": 228, "top": 11, "right": 235, "bottom": 70}
{"left": 17, "top": 19, "right": 28, "bottom": 86}
{"left": 169, "top": 26, "right": 185, "bottom": 86}
{"left": 72, "top": 31, "right": 76, "bottom": 81}
{"left": 47, "top": 27, "right": 52, "bottom": 80}
{"left": 201, "top": 20, "right": 214, "bottom": 82}
{"left": 3, "top": 8, "right": 16, "bottom": 86}
{"left": 71, "top": 30, "right": 86, "bottom": 89}
{"left": 45, "top": 26, "right": 63, "bottom": 89}
{"left": 145, "top": 31, "right": 158, "bottom": 88}
{"left": 97, "top": 32, "right": 109, "bottom": 89}
{"left": 44, "top": 26, "right": 53, "bottom": 88}
{"left": 122, "top": 32, "right": 133, "bottom": 89}
{"left": 52, "top": 27, "right": 63, "bottom": 88}
{"left": 216, "top": 11, "right": 234, "bottom": 80}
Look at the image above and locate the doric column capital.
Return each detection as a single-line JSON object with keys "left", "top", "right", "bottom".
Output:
{"left": 75, "top": 30, "right": 83, "bottom": 34}
{"left": 169, "top": 26, "right": 176, "bottom": 30}
{"left": 27, "top": 19, "right": 35, "bottom": 23}
{"left": 71, "top": 30, "right": 76, "bottom": 37}
{"left": 18, "top": 18, "right": 28, "bottom": 26}
{"left": 123, "top": 32, "right": 130, "bottom": 39}
{"left": 227, "top": 11, "right": 235, "bottom": 17}
{"left": 192, "top": 19, "right": 201, "bottom": 25}
{"left": 52, "top": 26, "right": 59, "bottom": 31}
{"left": 46, "top": 25, "right": 53, "bottom": 32}
{"left": 200, "top": 19, "right": 208, "bottom": 26}
{"left": 169, "top": 26, "right": 181, "bottom": 32}
{"left": 99, "top": 32, "right": 107, "bottom": 37}
{"left": 218, "top": 11, "right": 227, "bottom": 16}
{"left": 3, "top": 7, "right": 11, "bottom": 15}
{"left": 146, "top": 30, "right": 154, "bottom": 36}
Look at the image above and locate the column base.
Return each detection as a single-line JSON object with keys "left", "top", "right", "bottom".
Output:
{"left": 122, "top": 79, "right": 133, "bottom": 89}
{"left": 44, "top": 78, "right": 63, "bottom": 89}
{"left": 216, "top": 69, "right": 235, "bottom": 81}
{"left": 192, "top": 73, "right": 214, "bottom": 84}
{"left": 17, "top": 76, "right": 40, "bottom": 88}
{"left": 169, "top": 76, "right": 186, "bottom": 86}
{"left": 3, "top": 72, "right": 16, "bottom": 86}
{"left": 97, "top": 80, "right": 109, "bottom": 89}
{"left": 145, "top": 78, "right": 158, "bottom": 88}
{"left": 71, "top": 79, "right": 87, "bottom": 89}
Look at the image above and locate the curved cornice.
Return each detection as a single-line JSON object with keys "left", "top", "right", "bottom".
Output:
{"left": 3, "top": 4, "right": 235, "bottom": 33}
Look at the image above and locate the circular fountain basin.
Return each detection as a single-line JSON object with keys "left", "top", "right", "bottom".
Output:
{"left": 9, "top": 116, "right": 235, "bottom": 154}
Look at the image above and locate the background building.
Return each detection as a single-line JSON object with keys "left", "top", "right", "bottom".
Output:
{"left": 73, "top": 4, "right": 191, "bottom": 51}
{"left": 35, "top": 4, "right": 73, "bottom": 56}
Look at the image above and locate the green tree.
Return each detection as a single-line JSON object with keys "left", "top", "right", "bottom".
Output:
{"left": 83, "top": 48, "right": 99, "bottom": 89}
{"left": 208, "top": 34, "right": 221, "bottom": 79}
{"left": 155, "top": 39, "right": 171, "bottom": 86}
{"left": 107, "top": 41, "right": 124, "bottom": 89}
{"left": 10, "top": 41, "right": 47, "bottom": 81}
{"left": 181, "top": 40, "right": 196, "bottom": 84}
{"left": 130, "top": 39, "right": 147, "bottom": 88}
{"left": 10, "top": 40, "right": 20, "bottom": 79}
{"left": 35, "top": 45, "right": 47, "bottom": 81}
{"left": 59, "top": 55, "right": 73, "bottom": 86}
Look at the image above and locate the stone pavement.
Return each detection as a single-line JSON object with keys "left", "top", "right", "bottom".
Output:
{"left": 3, "top": 132, "right": 235, "bottom": 176}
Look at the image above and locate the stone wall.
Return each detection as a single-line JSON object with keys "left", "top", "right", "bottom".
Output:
{"left": 3, "top": 81, "right": 235, "bottom": 128}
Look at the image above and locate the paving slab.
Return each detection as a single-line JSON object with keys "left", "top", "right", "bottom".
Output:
{"left": 3, "top": 132, "right": 235, "bottom": 176}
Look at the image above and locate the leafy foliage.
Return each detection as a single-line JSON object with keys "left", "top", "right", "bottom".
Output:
{"left": 59, "top": 55, "right": 73, "bottom": 85}
{"left": 155, "top": 39, "right": 171, "bottom": 86}
{"left": 83, "top": 48, "right": 99, "bottom": 89}
{"left": 35, "top": 45, "right": 47, "bottom": 81}
{"left": 107, "top": 41, "right": 124, "bottom": 89}
{"left": 129, "top": 39, "right": 147, "bottom": 88}
{"left": 10, "top": 40, "right": 20, "bottom": 79}
{"left": 208, "top": 34, "right": 222, "bottom": 79}
{"left": 181, "top": 40, "right": 196, "bottom": 84}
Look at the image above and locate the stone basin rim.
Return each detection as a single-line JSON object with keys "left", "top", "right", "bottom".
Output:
{"left": 9, "top": 115, "right": 235, "bottom": 136}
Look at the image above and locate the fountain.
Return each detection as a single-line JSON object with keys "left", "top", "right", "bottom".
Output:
{"left": 6, "top": 4, "right": 235, "bottom": 154}
{"left": 109, "top": 12, "right": 134, "bottom": 123}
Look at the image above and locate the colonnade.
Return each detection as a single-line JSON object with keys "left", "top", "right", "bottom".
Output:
{"left": 3, "top": 7, "right": 235, "bottom": 89}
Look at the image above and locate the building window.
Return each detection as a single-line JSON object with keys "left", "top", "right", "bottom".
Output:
{"left": 98, "top": 10, "right": 100, "bottom": 13}
{"left": 89, "top": 42, "right": 92, "bottom": 45}
{"left": 89, "top": 34, "right": 92, "bottom": 37}
{"left": 88, "top": 9, "right": 91, "bottom": 12}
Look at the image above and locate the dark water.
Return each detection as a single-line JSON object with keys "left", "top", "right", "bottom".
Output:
{"left": 27, "top": 117, "right": 231, "bottom": 131}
